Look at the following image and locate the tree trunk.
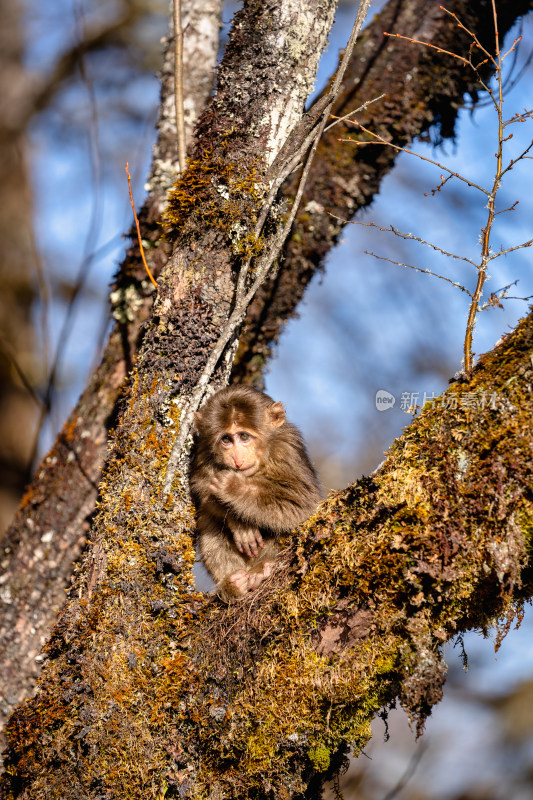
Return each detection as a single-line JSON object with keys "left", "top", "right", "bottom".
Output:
{"left": 0, "top": 0, "right": 222, "bottom": 746}
{"left": 3, "top": 303, "right": 533, "bottom": 798}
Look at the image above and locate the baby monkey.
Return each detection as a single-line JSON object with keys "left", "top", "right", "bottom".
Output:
{"left": 190, "top": 385, "right": 320, "bottom": 601}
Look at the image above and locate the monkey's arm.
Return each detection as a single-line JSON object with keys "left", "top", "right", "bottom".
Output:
{"left": 204, "top": 472, "right": 264, "bottom": 557}
{"left": 225, "top": 516, "right": 264, "bottom": 558}
{"left": 210, "top": 469, "right": 320, "bottom": 534}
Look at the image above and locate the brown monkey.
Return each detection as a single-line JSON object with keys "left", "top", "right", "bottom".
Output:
{"left": 190, "top": 385, "right": 320, "bottom": 601}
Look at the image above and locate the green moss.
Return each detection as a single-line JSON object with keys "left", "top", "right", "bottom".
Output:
{"left": 518, "top": 506, "right": 533, "bottom": 552}
{"left": 308, "top": 745, "right": 330, "bottom": 772}
{"left": 164, "top": 137, "right": 267, "bottom": 260}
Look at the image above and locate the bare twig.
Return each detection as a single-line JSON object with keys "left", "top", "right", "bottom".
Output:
{"left": 331, "top": 215, "right": 478, "bottom": 268}
{"left": 439, "top": 6, "right": 494, "bottom": 62}
{"left": 125, "top": 162, "right": 158, "bottom": 289}
{"left": 500, "top": 136, "right": 533, "bottom": 178}
{"left": 463, "top": 0, "right": 503, "bottom": 372}
{"left": 494, "top": 200, "right": 519, "bottom": 216}
{"left": 383, "top": 31, "right": 472, "bottom": 68}
{"left": 324, "top": 93, "right": 385, "bottom": 133}
{"left": 425, "top": 173, "right": 454, "bottom": 195}
{"left": 0, "top": 332, "right": 44, "bottom": 408}
{"left": 38, "top": 0, "right": 105, "bottom": 452}
{"left": 487, "top": 238, "right": 533, "bottom": 260}
{"left": 364, "top": 251, "right": 472, "bottom": 296}
{"left": 173, "top": 0, "right": 187, "bottom": 174}
{"left": 503, "top": 109, "right": 533, "bottom": 128}
{"left": 478, "top": 279, "right": 533, "bottom": 310}
{"left": 340, "top": 120, "right": 490, "bottom": 196}
{"left": 381, "top": 743, "right": 427, "bottom": 800}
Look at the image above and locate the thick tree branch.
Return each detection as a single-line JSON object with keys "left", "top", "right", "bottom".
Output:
{"left": 1, "top": 1, "right": 343, "bottom": 796}
{"left": 4, "top": 306, "right": 533, "bottom": 798}
{"left": 1, "top": 0, "right": 532, "bottom": 775}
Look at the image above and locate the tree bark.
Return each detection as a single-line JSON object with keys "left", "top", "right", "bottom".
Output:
{"left": 2, "top": 0, "right": 533, "bottom": 796}
{"left": 4, "top": 302, "right": 533, "bottom": 798}
{"left": 0, "top": 0, "right": 344, "bottom": 795}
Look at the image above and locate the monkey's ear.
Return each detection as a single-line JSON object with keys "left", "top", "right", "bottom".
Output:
{"left": 193, "top": 411, "right": 203, "bottom": 430}
{"left": 267, "top": 401, "right": 285, "bottom": 428}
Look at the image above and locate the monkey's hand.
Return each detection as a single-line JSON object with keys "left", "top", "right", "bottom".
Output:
{"left": 208, "top": 470, "right": 242, "bottom": 501}
{"left": 228, "top": 520, "right": 264, "bottom": 559}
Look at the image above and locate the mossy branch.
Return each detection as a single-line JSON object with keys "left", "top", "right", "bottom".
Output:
{"left": 5, "top": 308, "right": 532, "bottom": 800}
{"left": 177, "top": 309, "right": 533, "bottom": 796}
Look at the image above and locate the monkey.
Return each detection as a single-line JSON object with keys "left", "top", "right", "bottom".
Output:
{"left": 190, "top": 385, "right": 320, "bottom": 601}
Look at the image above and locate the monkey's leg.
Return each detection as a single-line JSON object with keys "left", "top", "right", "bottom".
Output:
{"left": 246, "top": 537, "right": 280, "bottom": 589}
{"left": 198, "top": 527, "right": 254, "bottom": 601}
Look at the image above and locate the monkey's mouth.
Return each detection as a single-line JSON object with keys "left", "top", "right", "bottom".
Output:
{"left": 237, "top": 464, "right": 258, "bottom": 475}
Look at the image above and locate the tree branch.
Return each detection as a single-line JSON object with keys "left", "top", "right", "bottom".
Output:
{"left": 5, "top": 303, "right": 533, "bottom": 799}
{"left": 231, "top": 0, "right": 533, "bottom": 386}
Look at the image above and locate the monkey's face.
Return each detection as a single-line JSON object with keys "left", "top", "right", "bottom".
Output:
{"left": 218, "top": 422, "right": 263, "bottom": 475}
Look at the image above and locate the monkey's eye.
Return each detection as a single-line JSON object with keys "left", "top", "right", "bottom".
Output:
{"left": 220, "top": 434, "right": 233, "bottom": 447}
{"left": 239, "top": 432, "right": 251, "bottom": 442}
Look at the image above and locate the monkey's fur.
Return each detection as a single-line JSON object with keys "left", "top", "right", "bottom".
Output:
{"left": 190, "top": 386, "right": 320, "bottom": 601}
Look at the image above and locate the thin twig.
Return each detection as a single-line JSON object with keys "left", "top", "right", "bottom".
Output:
{"left": 381, "top": 744, "right": 427, "bottom": 800}
{"left": 0, "top": 332, "right": 44, "bottom": 408}
{"left": 325, "top": 94, "right": 386, "bottom": 133}
{"left": 479, "top": 279, "right": 527, "bottom": 309}
{"left": 500, "top": 138, "right": 533, "bottom": 178}
{"left": 383, "top": 31, "right": 471, "bottom": 68}
{"left": 365, "top": 251, "right": 472, "bottom": 296}
{"left": 502, "top": 109, "right": 533, "bottom": 128}
{"left": 173, "top": 0, "right": 186, "bottom": 174}
{"left": 125, "top": 162, "right": 158, "bottom": 289}
{"left": 38, "top": 0, "right": 105, "bottom": 456}
{"left": 494, "top": 200, "right": 519, "bottom": 216}
{"left": 488, "top": 238, "right": 533, "bottom": 260}
{"left": 439, "top": 6, "right": 494, "bottom": 62}
{"left": 425, "top": 173, "right": 453, "bottom": 195}
{"left": 463, "top": 0, "right": 504, "bottom": 372}
{"left": 340, "top": 120, "right": 490, "bottom": 196}
{"left": 331, "top": 215, "right": 478, "bottom": 268}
